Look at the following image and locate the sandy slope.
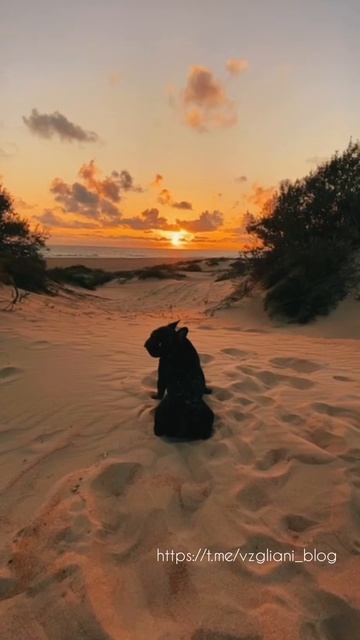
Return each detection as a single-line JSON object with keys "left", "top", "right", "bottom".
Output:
{"left": 0, "top": 265, "right": 359, "bottom": 640}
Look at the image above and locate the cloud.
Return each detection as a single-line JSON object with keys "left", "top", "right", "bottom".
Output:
{"left": 229, "top": 212, "right": 257, "bottom": 234}
{"left": 109, "top": 72, "right": 121, "bottom": 86}
{"left": 38, "top": 163, "right": 177, "bottom": 232}
{"left": 23, "top": 109, "right": 99, "bottom": 143}
{"left": 152, "top": 173, "right": 164, "bottom": 187}
{"left": 176, "top": 209, "right": 224, "bottom": 232}
{"left": 45, "top": 162, "right": 142, "bottom": 228}
{"left": 172, "top": 200, "right": 193, "bottom": 210}
{"left": 235, "top": 175, "right": 248, "bottom": 183}
{"left": 14, "top": 197, "right": 36, "bottom": 210}
{"left": 37, "top": 210, "right": 98, "bottom": 229}
{"left": 226, "top": 58, "right": 249, "bottom": 76}
{"left": 121, "top": 208, "right": 177, "bottom": 231}
{"left": 158, "top": 188, "right": 172, "bottom": 206}
{"left": 79, "top": 160, "right": 142, "bottom": 202}
{"left": 154, "top": 177, "right": 192, "bottom": 210}
{"left": 246, "top": 183, "right": 276, "bottom": 210}
{"left": 179, "top": 66, "right": 238, "bottom": 132}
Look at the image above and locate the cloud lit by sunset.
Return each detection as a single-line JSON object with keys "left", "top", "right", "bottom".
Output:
{"left": 1, "top": 1, "right": 357, "bottom": 253}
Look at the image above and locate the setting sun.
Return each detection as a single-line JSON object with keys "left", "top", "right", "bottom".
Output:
{"left": 170, "top": 230, "right": 187, "bottom": 247}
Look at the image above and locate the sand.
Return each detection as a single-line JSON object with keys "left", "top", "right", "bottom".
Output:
{"left": 0, "top": 259, "right": 359, "bottom": 640}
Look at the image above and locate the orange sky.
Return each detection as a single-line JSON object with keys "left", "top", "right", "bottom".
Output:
{"left": 1, "top": 1, "right": 359, "bottom": 252}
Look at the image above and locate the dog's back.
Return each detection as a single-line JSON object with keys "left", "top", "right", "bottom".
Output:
{"left": 144, "top": 321, "right": 214, "bottom": 439}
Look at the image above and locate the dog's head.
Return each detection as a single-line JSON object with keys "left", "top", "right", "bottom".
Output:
{"left": 144, "top": 321, "right": 189, "bottom": 358}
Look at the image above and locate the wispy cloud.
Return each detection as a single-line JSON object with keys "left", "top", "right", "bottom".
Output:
{"left": 246, "top": 183, "right": 276, "bottom": 210}
{"left": 176, "top": 65, "right": 238, "bottom": 132}
{"left": 23, "top": 109, "right": 99, "bottom": 143}
{"left": 79, "top": 160, "right": 142, "bottom": 201}
{"left": 151, "top": 173, "right": 164, "bottom": 187}
{"left": 176, "top": 209, "right": 224, "bottom": 232}
{"left": 37, "top": 210, "right": 99, "bottom": 229}
{"left": 121, "top": 208, "right": 177, "bottom": 231}
{"left": 226, "top": 58, "right": 249, "bottom": 76}
{"left": 109, "top": 72, "right": 121, "bottom": 86}
{"left": 154, "top": 175, "right": 193, "bottom": 210}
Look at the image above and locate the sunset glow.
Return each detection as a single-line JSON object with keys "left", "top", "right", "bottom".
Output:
{"left": 1, "top": 1, "right": 358, "bottom": 252}
{"left": 170, "top": 231, "right": 189, "bottom": 247}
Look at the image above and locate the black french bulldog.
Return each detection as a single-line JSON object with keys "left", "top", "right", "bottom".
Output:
{"left": 144, "top": 321, "right": 214, "bottom": 440}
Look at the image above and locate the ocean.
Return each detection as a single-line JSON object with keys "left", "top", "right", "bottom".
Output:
{"left": 44, "top": 245, "right": 240, "bottom": 260}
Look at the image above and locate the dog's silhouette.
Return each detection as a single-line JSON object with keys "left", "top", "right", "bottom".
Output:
{"left": 144, "top": 321, "right": 214, "bottom": 440}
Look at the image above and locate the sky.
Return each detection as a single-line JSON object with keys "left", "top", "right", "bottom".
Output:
{"left": 1, "top": 0, "right": 359, "bottom": 250}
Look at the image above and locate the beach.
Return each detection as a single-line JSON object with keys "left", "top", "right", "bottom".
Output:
{"left": 0, "top": 259, "right": 359, "bottom": 639}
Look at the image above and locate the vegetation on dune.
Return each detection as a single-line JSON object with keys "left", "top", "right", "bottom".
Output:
{"left": 47, "top": 263, "right": 187, "bottom": 290}
{"left": 244, "top": 141, "right": 360, "bottom": 323}
{"left": 0, "top": 185, "right": 49, "bottom": 301}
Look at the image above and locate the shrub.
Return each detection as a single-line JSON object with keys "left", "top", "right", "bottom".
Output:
{"left": 0, "top": 184, "right": 48, "bottom": 293}
{"left": 247, "top": 141, "right": 360, "bottom": 322}
{"left": 264, "top": 240, "right": 352, "bottom": 323}
{"left": 47, "top": 265, "right": 114, "bottom": 290}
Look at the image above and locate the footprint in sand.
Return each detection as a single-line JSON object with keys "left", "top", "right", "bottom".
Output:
{"left": 236, "top": 481, "right": 269, "bottom": 511}
{"left": 255, "top": 369, "right": 315, "bottom": 390}
{"left": 308, "top": 428, "right": 343, "bottom": 451}
{"left": 283, "top": 514, "right": 318, "bottom": 533}
{"left": 256, "top": 394, "right": 276, "bottom": 407}
{"left": 214, "top": 387, "right": 233, "bottom": 401}
{"left": 30, "top": 340, "right": 50, "bottom": 350}
{"left": 0, "top": 366, "right": 22, "bottom": 383}
{"left": 227, "top": 408, "right": 246, "bottom": 421}
{"left": 199, "top": 353, "right": 214, "bottom": 364}
{"left": 141, "top": 373, "right": 157, "bottom": 388}
{"left": 234, "top": 378, "right": 264, "bottom": 394}
{"left": 270, "top": 356, "right": 323, "bottom": 374}
{"left": 221, "top": 348, "right": 254, "bottom": 358}
{"left": 224, "top": 369, "right": 239, "bottom": 380}
{"left": 191, "top": 630, "right": 261, "bottom": 640}
{"left": 319, "top": 596, "right": 360, "bottom": 640}
{"left": 312, "top": 402, "right": 359, "bottom": 422}
{"left": 235, "top": 396, "right": 254, "bottom": 407}
{"left": 91, "top": 461, "right": 143, "bottom": 497}
{"left": 256, "top": 448, "right": 289, "bottom": 471}
{"left": 281, "top": 413, "right": 304, "bottom": 426}
{"left": 180, "top": 481, "right": 212, "bottom": 511}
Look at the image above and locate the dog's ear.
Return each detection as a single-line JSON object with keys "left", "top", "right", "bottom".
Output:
{"left": 168, "top": 321, "right": 179, "bottom": 331}
{"left": 177, "top": 327, "right": 189, "bottom": 341}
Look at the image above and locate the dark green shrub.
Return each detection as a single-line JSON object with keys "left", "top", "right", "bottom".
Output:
{"left": 0, "top": 184, "right": 48, "bottom": 293}
{"left": 247, "top": 141, "right": 360, "bottom": 322}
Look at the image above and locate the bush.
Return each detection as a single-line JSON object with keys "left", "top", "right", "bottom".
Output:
{"left": 0, "top": 184, "right": 48, "bottom": 293}
{"left": 47, "top": 265, "right": 114, "bottom": 290}
{"left": 247, "top": 141, "right": 360, "bottom": 322}
{"left": 263, "top": 241, "right": 352, "bottom": 323}
{"left": 7, "top": 255, "right": 48, "bottom": 292}
{"left": 180, "top": 262, "right": 202, "bottom": 272}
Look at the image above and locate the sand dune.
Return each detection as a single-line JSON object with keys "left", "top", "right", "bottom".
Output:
{"left": 0, "top": 264, "right": 359, "bottom": 639}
